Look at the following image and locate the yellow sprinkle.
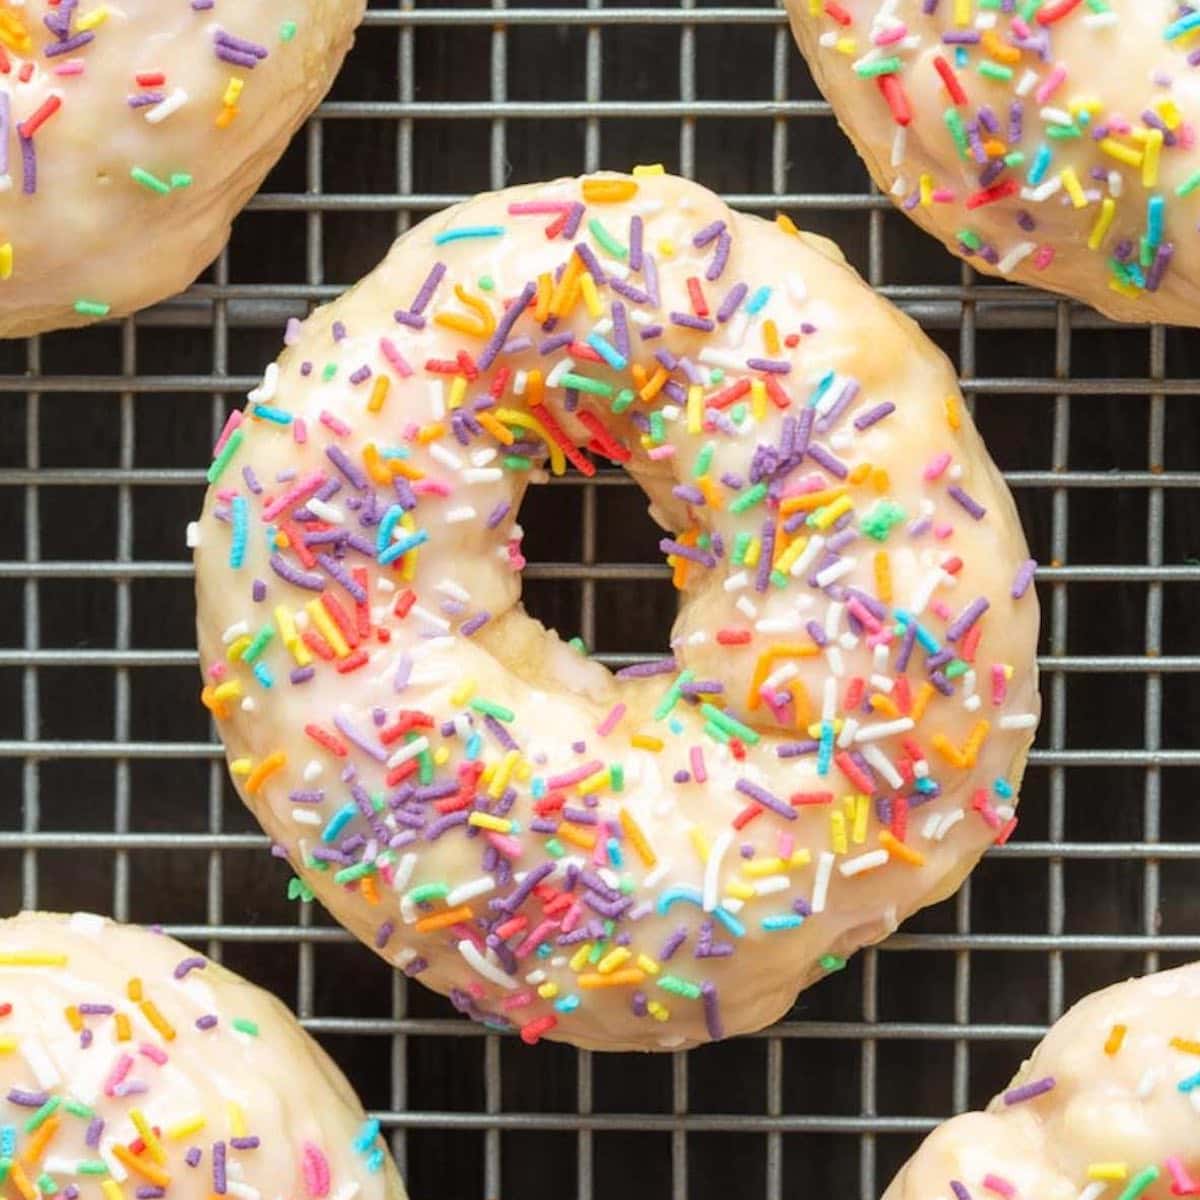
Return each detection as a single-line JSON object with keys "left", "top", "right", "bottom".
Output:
{"left": 689, "top": 826, "right": 710, "bottom": 864}
{"left": 775, "top": 212, "right": 800, "bottom": 237}
{"left": 874, "top": 551, "right": 892, "bottom": 604}
{"left": 1109, "top": 277, "right": 1142, "bottom": 300}
{"left": 869, "top": 694, "right": 900, "bottom": 719}
{"left": 228, "top": 1101, "right": 247, "bottom": 1138}
{"left": 10, "top": 1163, "right": 37, "bottom": 1200}
{"left": 1170, "top": 1036, "right": 1200, "bottom": 1055}
{"left": 596, "top": 947, "right": 632, "bottom": 975}
{"left": 871, "top": 467, "right": 890, "bottom": 492}
{"left": 762, "top": 320, "right": 780, "bottom": 358}
{"left": 774, "top": 535, "right": 809, "bottom": 575}
{"left": 647, "top": 1000, "right": 670, "bottom": 1022}
{"left": 724, "top": 880, "right": 755, "bottom": 901}
{"left": 433, "top": 746, "right": 450, "bottom": 766}
{"left": 0, "top": 1036, "right": 16, "bottom": 1053}
{"left": 536, "top": 981, "right": 559, "bottom": 1000}
{"left": 139, "top": 999, "right": 176, "bottom": 1042}
{"left": 229, "top": 758, "right": 252, "bottom": 777}
{"left": 743, "top": 535, "right": 761, "bottom": 569}
{"left": 833, "top": 35, "right": 856, "bottom": 55}
{"left": 305, "top": 599, "right": 350, "bottom": 658}
{"left": 166, "top": 1116, "right": 207, "bottom": 1141}
{"left": 848, "top": 462, "right": 871, "bottom": 486}
{"left": 1099, "top": 137, "right": 1142, "bottom": 168}
{"left": 912, "top": 681, "right": 936, "bottom": 723}
{"left": 1060, "top": 166, "right": 1087, "bottom": 209}
{"left": 742, "top": 857, "right": 788, "bottom": 879}
{"left": 447, "top": 374, "right": 468, "bottom": 410}
{"left": 225, "top": 635, "right": 252, "bottom": 664}
{"left": 953, "top": 0, "right": 970, "bottom": 24}
{"left": 750, "top": 377, "right": 768, "bottom": 422}
{"left": 126, "top": 978, "right": 143, "bottom": 1002}
{"left": 576, "top": 768, "right": 611, "bottom": 796}
{"left": 630, "top": 733, "right": 664, "bottom": 752}
{"left": 114, "top": 1012, "right": 131, "bottom": 1042}
{"left": 487, "top": 749, "right": 519, "bottom": 800}
{"left": 64, "top": 1005, "right": 82, "bottom": 1033}
{"left": 569, "top": 943, "right": 593, "bottom": 973}
{"left": 1105, "top": 1023, "right": 1127, "bottom": 1054}
{"left": 1156, "top": 98, "right": 1182, "bottom": 131}
{"left": 1088, "top": 197, "right": 1116, "bottom": 251}
{"left": 931, "top": 733, "right": 968, "bottom": 769}
{"left": 76, "top": 6, "right": 109, "bottom": 31}
{"left": 945, "top": 395, "right": 961, "bottom": 431}
{"left": 579, "top": 271, "right": 603, "bottom": 318}
{"left": 215, "top": 105, "right": 239, "bottom": 130}
{"left": 0, "top": 952, "right": 68, "bottom": 967}
{"left": 1142, "top": 127, "right": 1163, "bottom": 188}
{"left": 636, "top": 954, "right": 660, "bottom": 976}
{"left": 656, "top": 239, "right": 675, "bottom": 259}
{"left": 919, "top": 173, "right": 934, "bottom": 207}
{"left": 632, "top": 163, "right": 665, "bottom": 176}
{"left": 812, "top": 494, "right": 853, "bottom": 531}
{"left": 618, "top": 807, "right": 657, "bottom": 868}
{"left": 830, "top": 809, "right": 848, "bottom": 855}
{"left": 450, "top": 678, "right": 476, "bottom": 707}
{"left": 686, "top": 385, "right": 704, "bottom": 435}
{"left": 367, "top": 374, "right": 390, "bottom": 413}
{"left": 211, "top": 681, "right": 242, "bottom": 710}
{"left": 222, "top": 77, "right": 244, "bottom": 108}
{"left": 1088, "top": 1165, "right": 1129, "bottom": 1182}
{"left": 100, "top": 1182, "right": 123, "bottom": 1200}
{"left": 467, "top": 812, "right": 513, "bottom": 834}
{"left": 852, "top": 794, "right": 869, "bottom": 845}
{"left": 130, "top": 1110, "right": 166, "bottom": 1166}
{"left": 0, "top": 242, "right": 12, "bottom": 281}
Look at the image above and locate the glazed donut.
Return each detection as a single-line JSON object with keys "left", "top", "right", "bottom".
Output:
{"left": 883, "top": 962, "right": 1200, "bottom": 1200}
{"left": 0, "top": 911, "right": 407, "bottom": 1200}
{"left": 785, "top": 1, "right": 1200, "bottom": 326}
{"left": 190, "top": 170, "right": 1041, "bottom": 1052}
{"left": 0, "top": 0, "right": 363, "bottom": 337}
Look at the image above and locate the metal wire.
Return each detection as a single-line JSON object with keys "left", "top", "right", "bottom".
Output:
{"left": 4, "top": 2, "right": 1200, "bottom": 1198}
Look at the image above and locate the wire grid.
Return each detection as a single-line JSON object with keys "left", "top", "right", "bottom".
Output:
{"left": 3, "top": 1, "right": 1200, "bottom": 1197}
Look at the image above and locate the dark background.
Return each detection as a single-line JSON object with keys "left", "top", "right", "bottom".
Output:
{"left": 3, "top": 2, "right": 1200, "bottom": 1198}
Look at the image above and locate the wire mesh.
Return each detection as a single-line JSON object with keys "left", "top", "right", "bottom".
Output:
{"left": 3, "top": 1, "right": 1200, "bottom": 1197}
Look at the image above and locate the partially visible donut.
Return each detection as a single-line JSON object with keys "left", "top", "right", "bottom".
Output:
{"left": 883, "top": 962, "right": 1200, "bottom": 1200}
{"left": 0, "top": 911, "right": 408, "bottom": 1200}
{"left": 785, "top": 1, "right": 1200, "bottom": 326}
{"left": 0, "top": 0, "right": 364, "bottom": 337}
{"left": 191, "top": 170, "right": 1041, "bottom": 1052}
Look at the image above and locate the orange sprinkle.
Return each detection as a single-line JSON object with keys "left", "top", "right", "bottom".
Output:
{"left": 630, "top": 362, "right": 648, "bottom": 389}
{"left": 111, "top": 1145, "right": 171, "bottom": 1189}
{"left": 869, "top": 693, "right": 901, "bottom": 719}
{"left": 139, "top": 1000, "right": 176, "bottom": 1043}
{"left": 1105, "top": 1023, "right": 1127, "bottom": 1055}
{"left": 578, "top": 968, "right": 645, "bottom": 989}
{"left": 478, "top": 411, "right": 516, "bottom": 446}
{"left": 9, "top": 1161, "right": 37, "bottom": 1200}
{"left": 557, "top": 822, "right": 597, "bottom": 851}
{"left": 126, "top": 978, "right": 143, "bottom": 1003}
{"left": 245, "top": 751, "right": 286, "bottom": 797}
{"left": 848, "top": 462, "right": 872, "bottom": 485}
{"left": 931, "top": 734, "right": 967, "bottom": 769}
{"left": 526, "top": 368, "right": 544, "bottom": 408}
{"left": 115, "top": 1012, "right": 132, "bottom": 1042}
{"left": 695, "top": 475, "right": 723, "bottom": 509}
{"left": 64, "top": 1005, "right": 83, "bottom": 1033}
{"left": 874, "top": 551, "right": 892, "bottom": 604}
{"left": 639, "top": 365, "right": 669, "bottom": 403}
{"left": 548, "top": 252, "right": 584, "bottom": 319}
{"left": 416, "top": 421, "right": 446, "bottom": 445}
{"left": 963, "top": 719, "right": 991, "bottom": 766}
{"left": 945, "top": 395, "right": 961, "bottom": 430}
{"left": 360, "top": 874, "right": 381, "bottom": 906}
{"left": 879, "top": 829, "right": 925, "bottom": 867}
{"left": 911, "top": 682, "right": 936, "bottom": 723}
{"left": 367, "top": 375, "right": 389, "bottom": 413}
{"left": 362, "top": 442, "right": 393, "bottom": 486}
{"left": 763, "top": 319, "right": 780, "bottom": 356}
{"left": 1170, "top": 1037, "right": 1200, "bottom": 1055}
{"left": 199, "top": 685, "right": 230, "bottom": 721}
{"left": 618, "top": 807, "right": 657, "bottom": 867}
{"left": 775, "top": 213, "right": 800, "bottom": 237}
{"left": 21, "top": 1114, "right": 60, "bottom": 1166}
{"left": 788, "top": 679, "right": 812, "bottom": 729}
{"left": 534, "top": 273, "right": 553, "bottom": 324}
{"left": 779, "top": 487, "right": 847, "bottom": 515}
{"left": 982, "top": 28, "right": 1019, "bottom": 64}
{"left": 871, "top": 467, "right": 890, "bottom": 492}
{"left": 582, "top": 178, "right": 638, "bottom": 203}
{"left": 414, "top": 905, "right": 474, "bottom": 934}
{"left": 746, "top": 643, "right": 821, "bottom": 710}
{"left": 215, "top": 106, "right": 238, "bottom": 130}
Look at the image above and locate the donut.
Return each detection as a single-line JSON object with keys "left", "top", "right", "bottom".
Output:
{"left": 0, "top": 0, "right": 364, "bottom": 337}
{"left": 883, "top": 962, "right": 1200, "bottom": 1200}
{"left": 785, "top": 1, "right": 1200, "bottom": 326}
{"left": 190, "top": 170, "right": 1041, "bottom": 1052}
{"left": 0, "top": 911, "right": 408, "bottom": 1200}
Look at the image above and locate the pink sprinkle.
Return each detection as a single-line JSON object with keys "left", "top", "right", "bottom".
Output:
{"left": 293, "top": 418, "right": 307, "bottom": 444}
{"left": 1033, "top": 245, "right": 1056, "bottom": 270}
{"left": 982, "top": 1175, "right": 1015, "bottom": 1199}
{"left": 207, "top": 662, "right": 227, "bottom": 681}
{"left": 318, "top": 410, "right": 350, "bottom": 437}
{"left": 1179, "top": 124, "right": 1196, "bottom": 151}
{"left": 379, "top": 336, "right": 413, "bottom": 378}
{"left": 486, "top": 831, "right": 523, "bottom": 860}
{"left": 932, "top": 187, "right": 956, "bottom": 203}
{"left": 933, "top": 522, "right": 954, "bottom": 540}
{"left": 647, "top": 444, "right": 676, "bottom": 461}
{"left": 452, "top": 923, "right": 485, "bottom": 951}
{"left": 689, "top": 745, "right": 707, "bottom": 784}
{"left": 413, "top": 478, "right": 451, "bottom": 497}
{"left": 596, "top": 703, "right": 626, "bottom": 738}
{"left": 547, "top": 761, "right": 603, "bottom": 789}
{"left": 560, "top": 901, "right": 583, "bottom": 933}
{"left": 762, "top": 691, "right": 789, "bottom": 724}
{"left": 1034, "top": 63, "right": 1066, "bottom": 105}
{"left": 260, "top": 471, "right": 325, "bottom": 521}
{"left": 301, "top": 1143, "right": 331, "bottom": 1199}
{"left": 777, "top": 832, "right": 795, "bottom": 859}
{"left": 102, "top": 1053, "right": 134, "bottom": 1098}
{"left": 216, "top": 487, "right": 238, "bottom": 502}
{"left": 847, "top": 598, "right": 882, "bottom": 634}
{"left": 401, "top": 421, "right": 420, "bottom": 441}
{"left": 213, "top": 409, "right": 243, "bottom": 456}
{"left": 991, "top": 664, "right": 1008, "bottom": 706}
{"left": 515, "top": 920, "right": 558, "bottom": 958}
{"left": 866, "top": 629, "right": 893, "bottom": 648}
{"left": 1011, "top": 16, "right": 1031, "bottom": 37}
{"left": 379, "top": 862, "right": 395, "bottom": 887}
{"left": 1165, "top": 1157, "right": 1197, "bottom": 1196}
{"left": 465, "top": 981, "right": 485, "bottom": 1000}
{"left": 53, "top": 60, "right": 85, "bottom": 76}
{"left": 873, "top": 23, "right": 907, "bottom": 45}
{"left": 284, "top": 317, "right": 303, "bottom": 345}
{"left": 507, "top": 200, "right": 572, "bottom": 214}
{"left": 591, "top": 836, "right": 607, "bottom": 865}
{"left": 501, "top": 990, "right": 534, "bottom": 1010}
{"left": 138, "top": 1042, "right": 168, "bottom": 1065}
{"left": 930, "top": 600, "right": 953, "bottom": 621}
{"left": 924, "top": 451, "right": 952, "bottom": 481}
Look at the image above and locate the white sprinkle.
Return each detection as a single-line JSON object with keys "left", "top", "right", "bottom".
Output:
{"left": 247, "top": 362, "right": 279, "bottom": 403}
{"left": 703, "top": 829, "right": 733, "bottom": 912}
{"left": 145, "top": 87, "right": 188, "bottom": 123}
{"left": 811, "top": 851, "right": 835, "bottom": 914}
{"left": 890, "top": 125, "right": 907, "bottom": 168}
{"left": 735, "top": 595, "right": 758, "bottom": 619}
{"left": 512, "top": 369, "right": 528, "bottom": 395}
{"left": 786, "top": 274, "right": 808, "bottom": 304}
{"left": 470, "top": 447, "right": 497, "bottom": 467}
{"left": 1076, "top": 1183, "right": 1107, "bottom": 1200}
{"left": 869, "top": 673, "right": 894, "bottom": 694}
{"left": 756, "top": 615, "right": 803, "bottom": 635}
{"left": 386, "top": 736, "right": 429, "bottom": 769}
{"left": 429, "top": 443, "right": 463, "bottom": 471}
{"left": 839, "top": 630, "right": 860, "bottom": 650}
{"left": 185, "top": 521, "right": 200, "bottom": 549}
{"left": 920, "top": 812, "right": 942, "bottom": 840}
{"left": 1022, "top": 176, "right": 1063, "bottom": 204}
{"left": 546, "top": 356, "right": 575, "bottom": 388}
{"left": 291, "top": 809, "right": 321, "bottom": 826}
{"left": 908, "top": 571, "right": 943, "bottom": 616}
{"left": 226, "top": 1184, "right": 261, "bottom": 1200}
{"left": 459, "top": 940, "right": 518, "bottom": 990}
{"left": 697, "top": 347, "right": 744, "bottom": 371}
{"left": 221, "top": 620, "right": 250, "bottom": 644}
{"left": 306, "top": 497, "right": 344, "bottom": 524}
{"left": 825, "top": 644, "right": 845, "bottom": 678}
{"left": 1015, "top": 68, "right": 1039, "bottom": 97}
{"left": 427, "top": 379, "right": 445, "bottom": 418}
{"left": 861, "top": 743, "right": 903, "bottom": 789}
{"left": 330, "top": 1182, "right": 361, "bottom": 1200}
{"left": 1136, "top": 1067, "right": 1160, "bottom": 1099}
{"left": 21, "top": 1035, "right": 58, "bottom": 1087}
{"left": 762, "top": 662, "right": 799, "bottom": 693}
{"left": 789, "top": 533, "right": 825, "bottom": 578}
{"left": 723, "top": 570, "right": 750, "bottom": 593}
{"left": 837, "top": 718, "right": 858, "bottom": 749}
{"left": 644, "top": 859, "right": 672, "bottom": 889}
{"left": 444, "top": 505, "right": 477, "bottom": 524}
{"left": 999, "top": 713, "right": 1039, "bottom": 730}
{"left": 524, "top": 969, "right": 547, "bottom": 985}
{"left": 824, "top": 600, "right": 844, "bottom": 639}
{"left": 447, "top": 875, "right": 496, "bottom": 906}
{"left": 821, "top": 677, "right": 837, "bottom": 722}
{"left": 839, "top": 849, "right": 890, "bottom": 878}
{"left": 463, "top": 467, "right": 503, "bottom": 484}
{"left": 997, "top": 241, "right": 1036, "bottom": 275}
{"left": 752, "top": 876, "right": 790, "bottom": 897}
{"left": 302, "top": 760, "right": 323, "bottom": 783}
{"left": 964, "top": 694, "right": 982, "bottom": 712}
{"left": 436, "top": 578, "right": 471, "bottom": 603}
{"left": 98, "top": 1141, "right": 127, "bottom": 1182}
{"left": 854, "top": 717, "right": 915, "bottom": 743}
{"left": 410, "top": 605, "right": 451, "bottom": 633}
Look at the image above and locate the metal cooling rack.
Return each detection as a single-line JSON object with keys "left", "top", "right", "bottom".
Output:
{"left": 5, "top": 2, "right": 1200, "bottom": 1197}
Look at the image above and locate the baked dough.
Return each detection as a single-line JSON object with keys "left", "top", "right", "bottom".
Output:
{"left": 0, "top": 0, "right": 364, "bottom": 337}
{"left": 191, "top": 170, "right": 1041, "bottom": 1051}
{"left": 884, "top": 961, "right": 1200, "bottom": 1200}
{"left": 0, "top": 911, "right": 408, "bottom": 1200}
{"left": 785, "top": 1, "right": 1200, "bottom": 326}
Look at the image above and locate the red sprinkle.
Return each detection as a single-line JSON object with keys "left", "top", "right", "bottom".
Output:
{"left": 966, "top": 179, "right": 1020, "bottom": 210}
{"left": 18, "top": 94, "right": 62, "bottom": 140}
{"left": 686, "top": 277, "right": 709, "bottom": 317}
{"left": 335, "top": 648, "right": 369, "bottom": 674}
{"left": 394, "top": 588, "right": 417, "bottom": 618}
{"left": 876, "top": 73, "right": 911, "bottom": 127}
{"left": 715, "top": 628, "right": 752, "bottom": 645}
{"left": 1036, "top": 0, "right": 1084, "bottom": 24}
{"left": 303, "top": 725, "right": 348, "bottom": 757}
{"left": 933, "top": 55, "right": 967, "bottom": 106}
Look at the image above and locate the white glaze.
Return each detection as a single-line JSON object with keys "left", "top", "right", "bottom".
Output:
{"left": 193, "top": 171, "right": 1041, "bottom": 1051}
{"left": 0, "top": 912, "right": 407, "bottom": 1200}
{"left": 786, "top": 1, "right": 1200, "bottom": 325}
{"left": 0, "top": 0, "right": 364, "bottom": 336}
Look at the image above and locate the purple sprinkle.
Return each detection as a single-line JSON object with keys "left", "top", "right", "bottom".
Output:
{"left": 947, "top": 485, "right": 986, "bottom": 520}
{"left": 614, "top": 658, "right": 678, "bottom": 679}
{"left": 196, "top": 1015, "right": 219, "bottom": 1031}
{"left": 1012, "top": 558, "right": 1037, "bottom": 599}
{"left": 85, "top": 1119, "right": 104, "bottom": 1149}
{"left": 173, "top": 955, "right": 207, "bottom": 980}
{"left": 946, "top": 597, "right": 989, "bottom": 642}
{"left": 1003, "top": 1076, "right": 1055, "bottom": 1105}
{"left": 853, "top": 401, "right": 895, "bottom": 431}
{"left": 185, "top": 1148, "right": 203, "bottom": 1169}
{"left": 734, "top": 778, "right": 796, "bottom": 821}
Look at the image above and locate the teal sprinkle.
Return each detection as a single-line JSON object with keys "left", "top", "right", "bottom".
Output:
{"left": 465, "top": 731, "right": 483, "bottom": 760}
{"left": 0, "top": 1129, "right": 11, "bottom": 1159}
{"left": 762, "top": 913, "right": 805, "bottom": 931}
{"left": 607, "top": 838, "right": 622, "bottom": 867}
{"left": 745, "top": 286, "right": 771, "bottom": 316}
{"left": 817, "top": 720, "right": 834, "bottom": 776}
{"left": 994, "top": 778, "right": 1014, "bottom": 799}
{"left": 376, "top": 504, "right": 404, "bottom": 555}
{"left": 555, "top": 995, "right": 581, "bottom": 1014}
{"left": 322, "top": 802, "right": 357, "bottom": 844}
{"left": 808, "top": 370, "right": 835, "bottom": 408}
{"left": 365, "top": 1149, "right": 385, "bottom": 1175}
{"left": 1147, "top": 193, "right": 1165, "bottom": 246}
{"left": 379, "top": 528, "right": 429, "bottom": 565}
{"left": 229, "top": 495, "right": 248, "bottom": 569}
{"left": 667, "top": 717, "right": 684, "bottom": 735}
{"left": 353, "top": 1119, "right": 382, "bottom": 1154}
{"left": 531, "top": 777, "right": 547, "bottom": 799}
{"left": 586, "top": 332, "right": 627, "bottom": 371}
{"left": 1177, "top": 1070, "right": 1200, "bottom": 1093}
{"left": 433, "top": 225, "right": 505, "bottom": 245}
{"left": 251, "top": 404, "right": 292, "bottom": 424}
{"left": 251, "top": 661, "right": 274, "bottom": 689}
{"left": 534, "top": 943, "right": 551, "bottom": 958}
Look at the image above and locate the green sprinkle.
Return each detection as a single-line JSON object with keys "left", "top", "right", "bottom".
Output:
{"left": 206, "top": 428, "right": 244, "bottom": 484}
{"left": 854, "top": 56, "right": 901, "bottom": 78}
{"left": 944, "top": 108, "right": 969, "bottom": 159}
{"left": 231, "top": 1017, "right": 260, "bottom": 1037}
{"left": 693, "top": 442, "right": 715, "bottom": 477}
{"left": 703, "top": 721, "right": 731, "bottom": 745}
{"left": 322, "top": 363, "right": 337, "bottom": 382}
{"left": 77, "top": 1163, "right": 108, "bottom": 1177}
{"left": 504, "top": 454, "right": 532, "bottom": 470}
{"left": 1116, "top": 1167, "right": 1160, "bottom": 1200}
{"left": 280, "top": 20, "right": 298, "bottom": 41}
{"left": 819, "top": 954, "right": 847, "bottom": 972}
{"left": 977, "top": 60, "right": 1014, "bottom": 81}
{"left": 25, "top": 1097, "right": 61, "bottom": 1133}
{"left": 73, "top": 299, "right": 110, "bottom": 318}
{"left": 859, "top": 499, "right": 906, "bottom": 542}
{"left": 569, "top": 637, "right": 588, "bottom": 655}
{"left": 657, "top": 975, "right": 702, "bottom": 1000}
{"left": 0, "top": 1160, "right": 11, "bottom": 1186}
{"left": 1003, "top": 151, "right": 1025, "bottom": 168}
{"left": 418, "top": 745, "right": 434, "bottom": 785}
{"left": 287, "top": 876, "right": 314, "bottom": 902}
{"left": 700, "top": 703, "right": 760, "bottom": 745}
{"left": 945, "top": 659, "right": 969, "bottom": 680}
{"left": 63, "top": 1100, "right": 93, "bottom": 1119}
{"left": 471, "top": 697, "right": 515, "bottom": 722}
{"left": 334, "top": 861, "right": 375, "bottom": 885}
{"left": 559, "top": 371, "right": 613, "bottom": 398}
{"left": 408, "top": 883, "right": 449, "bottom": 905}
{"left": 611, "top": 388, "right": 635, "bottom": 414}
{"left": 544, "top": 838, "right": 565, "bottom": 858}
{"left": 957, "top": 229, "right": 983, "bottom": 252}
{"left": 653, "top": 670, "right": 694, "bottom": 721}
{"left": 587, "top": 217, "right": 628, "bottom": 260}
{"left": 1177, "top": 169, "right": 1200, "bottom": 198}
{"left": 610, "top": 763, "right": 624, "bottom": 792}
{"left": 649, "top": 410, "right": 665, "bottom": 445}
{"left": 731, "top": 531, "right": 751, "bottom": 567}
{"left": 587, "top": 942, "right": 606, "bottom": 965}
{"left": 240, "top": 625, "right": 275, "bottom": 664}
{"left": 478, "top": 275, "right": 495, "bottom": 291}
{"left": 729, "top": 481, "right": 768, "bottom": 514}
{"left": 170, "top": 173, "right": 194, "bottom": 190}
{"left": 130, "top": 166, "right": 170, "bottom": 195}
{"left": 770, "top": 570, "right": 788, "bottom": 589}
{"left": 709, "top": 367, "right": 725, "bottom": 384}
{"left": 1045, "top": 123, "right": 1082, "bottom": 140}
{"left": 36, "top": 1173, "right": 58, "bottom": 1195}
{"left": 729, "top": 402, "right": 748, "bottom": 426}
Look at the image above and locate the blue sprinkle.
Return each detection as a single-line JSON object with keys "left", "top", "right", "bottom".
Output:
{"left": 322, "top": 802, "right": 357, "bottom": 844}
{"left": 433, "top": 225, "right": 505, "bottom": 246}
{"left": 353, "top": 1120, "right": 381, "bottom": 1154}
{"left": 1028, "top": 144, "right": 1052, "bottom": 187}
{"left": 379, "top": 529, "right": 429, "bottom": 565}
{"left": 762, "top": 913, "right": 804, "bottom": 931}
{"left": 465, "top": 732, "right": 482, "bottom": 761}
{"left": 745, "top": 285, "right": 771, "bottom": 316}
{"left": 251, "top": 404, "right": 292, "bottom": 425}
{"left": 252, "top": 661, "right": 274, "bottom": 689}
{"left": 554, "top": 994, "right": 581, "bottom": 1014}
{"left": 606, "top": 837, "right": 622, "bottom": 867}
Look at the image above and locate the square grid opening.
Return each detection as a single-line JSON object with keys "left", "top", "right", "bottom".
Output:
{"left": 4, "top": 2, "right": 1200, "bottom": 1198}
